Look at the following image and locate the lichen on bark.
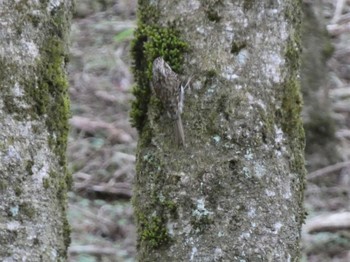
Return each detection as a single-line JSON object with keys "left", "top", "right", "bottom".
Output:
{"left": 133, "top": 0, "right": 306, "bottom": 261}
{"left": 0, "top": 1, "right": 73, "bottom": 260}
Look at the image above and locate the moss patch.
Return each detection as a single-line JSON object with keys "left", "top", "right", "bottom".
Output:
{"left": 137, "top": 213, "right": 170, "bottom": 249}
{"left": 19, "top": 202, "right": 36, "bottom": 219}
{"left": 231, "top": 41, "right": 247, "bottom": 55}
{"left": 206, "top": 9, "right": 221, "bottom": 22}
{"left": 282, "top": 1, "right": 306, "bottom": 228}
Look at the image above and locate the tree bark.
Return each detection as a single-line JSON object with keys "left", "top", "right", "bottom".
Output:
{"left": 0, "top": 1, "right": 73, "bottom": 261}
{"left": 131, "top": 0, "right": 306, "bottom": 261}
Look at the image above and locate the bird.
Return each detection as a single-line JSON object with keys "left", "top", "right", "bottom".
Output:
{"left": 152, "top": 57, "right": 186, "bottom": 146}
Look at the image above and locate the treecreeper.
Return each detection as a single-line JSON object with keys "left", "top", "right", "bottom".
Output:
{"left": 152, "top": 57, "right": 187, "bottom": 146}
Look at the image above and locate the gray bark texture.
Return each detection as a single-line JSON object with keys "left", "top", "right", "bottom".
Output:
{"left": 132, "top": 0, "right": 306, "bottom": 261}
{"left": 0, "top": 1, "right": 73, "bottom": 261}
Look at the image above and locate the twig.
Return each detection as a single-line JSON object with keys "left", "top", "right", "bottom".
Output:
{"left": 69, "top": 245, "right": 116, "bottom": 255}
{"left": 331, "top": 0, "right": 345, "bottom": 24}
{"left": 304, "top": 212, "right": 350, "bottom": 233}
{"left": 308, "top": 160, "right": 350, "bottom": 181}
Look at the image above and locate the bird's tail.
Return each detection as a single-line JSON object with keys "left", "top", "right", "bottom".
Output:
{"left": 174, "top": 115, "right": 185, "bottom": 146}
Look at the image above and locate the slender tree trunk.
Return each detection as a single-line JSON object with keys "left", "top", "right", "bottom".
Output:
{"left": 131, "top": 0, "right": 306, "bottom": 261}
{"left": 0, "top": 1, "right": 73, "bottom": 261}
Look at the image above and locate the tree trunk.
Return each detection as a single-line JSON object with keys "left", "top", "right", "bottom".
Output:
{"left": 0, "top": 1, "right": 73, "bottom": 261}
{"left": 131, "top": 0, "right": 306, "bottom": 261}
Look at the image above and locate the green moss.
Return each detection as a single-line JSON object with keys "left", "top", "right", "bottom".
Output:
{"left": 163, "top": 200, "right": 178, "bottom": 219}
{"left": 26, "top": 160, "right": 34, "bottom": 176}
{"left": 19, "top": 202, "right": 36, "bottom": 219}
{"left": 138, "top": 214, "right": 170, "bottom": 248}
{"left": 205, "top": 69, "right": 218, "bottom": 78}
{"left": 27, "top": 13, "right": 41, "bottom": 28}
{"left": 191, "top": 214, "right": 213, "bottom": 232}
{"left": 132, "top": 149, "right": 180, "bottom": 250}
{"left": 282, "top": 29, "right": 303, "bottom": 138}
{"left": 281, "top": 78, "right": 303, "bottom": 137}
{"left": 243, "top": 0, "right": 254, "bottom": 10}
{"left": 137, "top": 1, "right": 160, "bottom": 23}
{"left": 282, "top": 1, "right": 306, "bottom": 228}
{"left": 62, "top": 214, "right": 71, "bottom": 250}
{"left": 231, "top": 41, "right": 247, "bottom": 55}
{"left": 31, "top": 5, "right": 72, "bottom": 254}
{"left": 14, "top": 187, "right": 22, "bottom": 196}
{"left": 206, "top": 9, "right": 221, "bottom": 22}
{"left": 43, "top": 178, "right": 50, "bottom": 189}
{"left": 0, "top": 180, "right": 8, "bottom": 191}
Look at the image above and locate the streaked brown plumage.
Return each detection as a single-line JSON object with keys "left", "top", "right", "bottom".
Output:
{"left": 152, "top": 57, "right": 185, "bottom": 146}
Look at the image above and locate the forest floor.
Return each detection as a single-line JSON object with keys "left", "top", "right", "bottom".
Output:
{"left": 66, "top": 1, "right": 350, "bottom": 261}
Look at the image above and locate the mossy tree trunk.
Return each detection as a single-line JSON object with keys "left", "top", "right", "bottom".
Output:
{"left": 131, "top": 0, "right": 306, "bottom": 261}
{"left": 0, "top": 1, "right": 73, "bottom": 261}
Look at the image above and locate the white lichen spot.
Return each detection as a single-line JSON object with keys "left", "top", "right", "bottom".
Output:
{"left": 158, "top": 192, "right": 165, "bottom": 202}
{"left": 224, "top": 24, "right": 234, "bottom": 41}
{"left": 214, "top": 247, "right": 224, "bottom": 259}
{"left": 196, "top": 26, "right": 206, "bottom": 35}
{"left": 255, "top": 99, "right": 266, "bottom": 111}
{"left": 246, "top": 93, "right": 254, "bottom": 103}
{"left": 183, "top": 223, "right": 192, "bottom": 235}
{"left": 222, "top": 66, "right": 239, "bottom": 80}
{"left": 179, "top": 172, "right": 190, "bottom": 185}
{"left": 48, "top": 0, "right": 62, "bottom": 11}
{"left": 241, "top": 232, "right": 251, "bottom": 239}
{"left": 267, "top": 9, "right": 279, "bottom": 15}
{"left": 253, "top": 162, "right": 266, "bottom": 178}
{"left": 12, "top": 82, "right": 24, "bottom": 97}
{"left": 274, "top": 126, "right": 284, "bottom": 156}
{"left": 264, "top": 51, "right": 284, "bottom": 83}
{"left": 275, "top": 126, "right": 284, "bottom": 144}
{"left": 244, "top": 149, "right": 253, "bottom": 160}
{"left": 32, "top": 149, "right": 50, "bottom": 183}
{"left": 167, "top": 222, "right": 175, "bottom": 236}
{"left": 242, "top": 167, "right": 250, "bottom": 176}
{"left": 192, "top": 80, "right": 202, "bottom": 90}
{"left": 248, "top": 207, "right": 256, "bottom": 218}
{"left": 193, "top": 198, "right": 213, "bottom": 218}
{"left": 282, "top": 179, "right": 292, "bottom": 199}
{"left": 222, "top": 72, "right": 239, "bottom": 80}
{"left": 21, "top": 39, "right": 39, "bottom": 61}
{"left": 5, "top": 146, "right": 21, "bottom": 164}
{"left": 213, "top": 135, "right": 221, "bottom": 143}
{"left": 206, "top": 87, "right": 215, "bottom": 94}
{"left": 190, "top": 247, "right": 198, "bottom": 261}
{"left": 188, "top": 0, "right": 200, "bottom": 10}
{"left": 274, "top": 222, "right": 283, "bottom": 233}
{"left": 10, "top": 206, "right": 19, "bottom": 217}
{"left": 265, "top": 189, "right": 276, "bottom": 197}
{"left": 237, "top": 49, "right": 249, "bottom": 65}
{"left": 51, "top": 249, "right": 57, "bottom": 259}
{"left": 7, "top": 221, "right": 20, "bottom": 231}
